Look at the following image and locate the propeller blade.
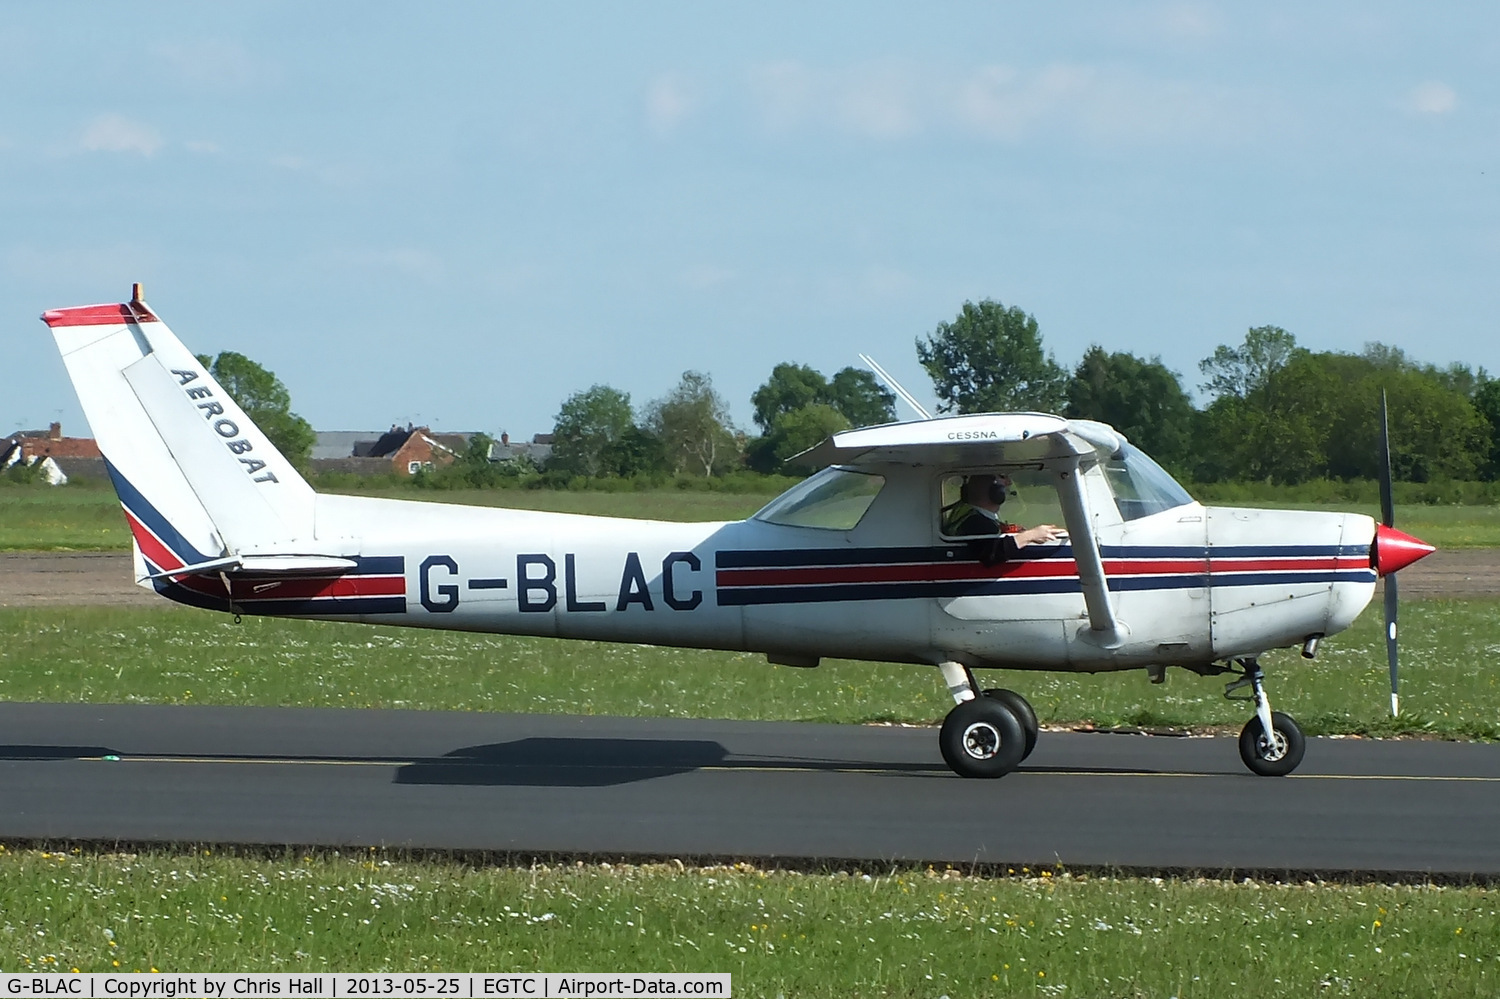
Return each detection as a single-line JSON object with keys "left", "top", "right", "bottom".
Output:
{"left": 1378, "top": 389, "right": 1395, "bottom": 528}
{"left": 1384, "top": 570, "right": 1400, "bottom": 717}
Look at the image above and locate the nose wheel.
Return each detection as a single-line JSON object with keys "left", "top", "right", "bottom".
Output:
{"left": 1226, "top": 657, "right": 1306, "bottom": 776}
{"left": 1239, "top": 711, "right": 1305, "bottom": 777}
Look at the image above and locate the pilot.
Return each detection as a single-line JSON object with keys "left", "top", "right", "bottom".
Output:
{"left": 941, "top": 473, "right": 1063, "bottom": 566}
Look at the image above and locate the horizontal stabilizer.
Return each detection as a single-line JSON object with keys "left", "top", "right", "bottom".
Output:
{"left": 143, "top": 554, "right": 359, "bottom": 581}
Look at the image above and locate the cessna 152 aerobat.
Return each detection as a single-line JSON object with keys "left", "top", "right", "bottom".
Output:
{"left": 44, "top": 287, "right": 1436, "bottom": 778}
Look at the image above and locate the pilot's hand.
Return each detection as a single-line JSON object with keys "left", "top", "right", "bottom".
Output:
{"left": 1014, "top": 524, "right": 1063, "bottom": 547}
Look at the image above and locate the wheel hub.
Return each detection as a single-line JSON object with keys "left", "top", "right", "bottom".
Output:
{"left": 1257, "top": 729, "right": 1289, "bottom": 762}
{"left": 961, "top": 721, "right": 1002, "bottom": 761}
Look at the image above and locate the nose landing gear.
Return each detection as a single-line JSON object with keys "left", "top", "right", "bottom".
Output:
{"left": 1226, "top": 657, "right": 1306, "bottom": 776}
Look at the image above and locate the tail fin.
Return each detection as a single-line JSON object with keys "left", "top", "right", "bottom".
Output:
{"left": 44, "top": 286, "right": 317, "bottom": 577}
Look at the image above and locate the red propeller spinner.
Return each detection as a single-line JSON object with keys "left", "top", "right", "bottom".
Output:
{"left": 1372, "top": 523, "right": 1435, "bottom": 577}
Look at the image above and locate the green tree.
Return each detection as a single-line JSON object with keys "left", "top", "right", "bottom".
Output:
{"left": 745, "top": 403, "right": 851, "bottom": 473}
{"left": 916, "top": 299, "right": 1069, "bottom": 414}
{"left": 826, "top": 367, "right": 896, "bottom": 427}
{"left": 549, "top": 385, "right": 636, "bottom": 477}
{"left": 1193, "top": 339, "right": 1492, "bottom": 484}
{"left": 1197, "top": 325, "right": 1298, "bottom": 399}
{"left": 1474, "top": 380, "right": 1500, "bottom": 480}
{"left": 647, "top": 371, "right": 739, "bottom": 476}
{"left": 195, "top": 350, "right": 315, "bottom": 468}
{"left": 1194, "top": 352, "right": 1333, "bottom": 484}
{"left": 601, "top": 425, "right": 669, "bottom": 478}
{"left": 1065, "top": 347, "right": 1195, "bottom": 469}
{"left": 419, "top": 432, "right": 509, "bottom": 489}
{"left": 1318, "top": 352, "right": 1491, "bottom": 483}
{"left": 751, "top": 363, "right": 828, "bottom": 432}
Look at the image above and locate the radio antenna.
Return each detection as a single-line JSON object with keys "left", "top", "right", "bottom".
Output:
{"left": 858, "top": 353, "right": 931, "bottom": 421}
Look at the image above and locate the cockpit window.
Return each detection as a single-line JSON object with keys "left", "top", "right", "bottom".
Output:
{"left": 753, "top": 466, "right": 886, "bottom": 530}
{"left": 1103, "top": 443, "right": 1195, "bottom": 521}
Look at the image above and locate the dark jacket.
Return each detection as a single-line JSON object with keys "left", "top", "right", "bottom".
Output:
{"left": 941, "top": 502, "right": 1021, "bottom": 567}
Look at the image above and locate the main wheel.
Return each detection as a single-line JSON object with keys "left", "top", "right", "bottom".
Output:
{"left": 1238, "top": 711, "right": 1306, "bottom": 776}
{"left": 939, "top": 697, "right": 1027, "bottom": 778}
{"left": 982, "top": 688, "right": 1039, "bottom": 760}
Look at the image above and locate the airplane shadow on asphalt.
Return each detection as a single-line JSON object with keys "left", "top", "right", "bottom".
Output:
{"left": 395, "top": 738, "right": 987, "bottom": 787}
{"left": 0, "top": 742, "right": 1187, "bottom": 787}
{"left": 394, "top": 738, "right": 733, "bottom": 787}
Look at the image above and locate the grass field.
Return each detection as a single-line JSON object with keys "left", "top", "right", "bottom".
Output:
{"left": 5, "top": 495, "right": 1497, "bottom": 988}
{"left": 0, "top": 485, "right": 785, "bottom": 551}
{"left": 2, "top": 847, "right": 1496, "bottom": 995}
{"left": 1, "top": 597, "right": 1495, "bottom": 739}
{"left": 5, "top": 481, "right": 1500, "bottom": 549}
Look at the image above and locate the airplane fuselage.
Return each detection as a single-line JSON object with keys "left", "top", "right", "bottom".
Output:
{"left": 143, "top": 476, "right": 1379, "bottom": 675}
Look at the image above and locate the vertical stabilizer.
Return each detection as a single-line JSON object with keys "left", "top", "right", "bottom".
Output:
{"left": 44, "top": 289, "right": 317, "bottom": 573}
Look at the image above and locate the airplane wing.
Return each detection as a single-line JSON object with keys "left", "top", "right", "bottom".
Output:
{"left": 790, "top": 413, "right": 1124, "bottom": 469}
{"left": 793, "top": 413, "right": 1128, "bottom": 645}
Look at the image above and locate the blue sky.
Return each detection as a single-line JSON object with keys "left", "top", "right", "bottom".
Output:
{"left": 5, "top": 2, "right": 1497, "bottom": 440}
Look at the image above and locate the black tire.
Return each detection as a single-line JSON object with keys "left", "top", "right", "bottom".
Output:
{"left": 982, "top": 688, "right": 1039, "bottom": 760}
{"left": 939, "top": 697, "right": 1027, "bottom": 778}
{"left": 1238, "top": 711, "right": 1306, "bottom": 777}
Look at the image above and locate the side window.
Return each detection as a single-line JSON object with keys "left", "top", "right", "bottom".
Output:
{"left": 938, "top": 470, "right": 1064, "bottom": 538}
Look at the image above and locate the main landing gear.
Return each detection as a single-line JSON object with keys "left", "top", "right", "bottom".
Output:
{"left": 935, "top": 662, "right": 1039, "bottom": 778}
{"left": 1225, "top": 656, "right": 1306, "bottom": 777}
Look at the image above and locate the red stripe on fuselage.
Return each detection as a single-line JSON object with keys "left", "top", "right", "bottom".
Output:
{"left": 171, "top": 573, "right": 405, "bottom": 601}
{"left": 716, "top": 555, "right": 1369, "bottom": 588}
{"left": 1208, "top": 557, "right": 1369, "bottom": 574}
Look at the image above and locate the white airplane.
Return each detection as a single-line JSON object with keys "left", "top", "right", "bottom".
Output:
{"left": 44, "top": 287, "right": 1437, "bottom": 778}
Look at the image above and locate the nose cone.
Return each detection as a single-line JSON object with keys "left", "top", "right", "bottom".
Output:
{"left": 1373, "top": 524, "right": 1436, "bottom": 576}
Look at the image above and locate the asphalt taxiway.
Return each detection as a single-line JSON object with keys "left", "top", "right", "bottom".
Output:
{"left": 1, "top": 703, "right": 1496, "bottom": 876}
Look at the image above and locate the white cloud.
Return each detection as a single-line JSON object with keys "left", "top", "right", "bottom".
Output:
{"left": 267, "top": 153, "right": 355, "bottom": 186}
{"left": 964, "top": 64, "right": 1232, "bottom": 144}
{"left": 80, "top": 114, "right": 162, "bottom": 156}
{"left": 837, "top": 68, "right": 922, "bottom": 140}
{"left": 1400, "top": 80, "right": 1457, "bottom": 116}
{"left": 750, "top": 61, "right": 925, "bottom": 140}
{"left": 747, "top": 60, "right": 1244, "bottom": 146}
{"left": 957, "top": 64, "right": 1089, "bottom": 141}
{"left": 646, "top": 74, "right": 697, "bottom": 135}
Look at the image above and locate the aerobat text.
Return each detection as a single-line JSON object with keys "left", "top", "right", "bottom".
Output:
{"left": 170, "top": 368, "right": 279, "bottom": 483}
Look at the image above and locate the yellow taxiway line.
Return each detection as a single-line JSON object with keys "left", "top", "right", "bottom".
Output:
{"left": 54, "top": 755, "right": 1500, "bottom": 782}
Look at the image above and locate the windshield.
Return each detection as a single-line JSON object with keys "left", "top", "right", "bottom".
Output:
{"left": 1103, "top": 443, "right": 1195, "bottom": 521}
{"left": 753, "top": 466, "right": 886, "bottom": 530}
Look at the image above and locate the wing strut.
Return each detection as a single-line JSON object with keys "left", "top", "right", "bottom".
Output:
{"left": 1056, "top": 457, "right": 1124, "bottom": 647}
